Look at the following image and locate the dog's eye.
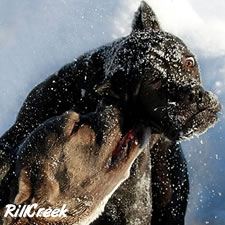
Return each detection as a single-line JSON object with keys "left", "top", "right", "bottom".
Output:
{"left": 185, "top": 57, "right": 195, "bottom": 68}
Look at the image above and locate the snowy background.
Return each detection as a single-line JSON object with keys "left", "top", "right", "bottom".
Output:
{"left": 0, "top": 0, "right": 224, "bottom": 224}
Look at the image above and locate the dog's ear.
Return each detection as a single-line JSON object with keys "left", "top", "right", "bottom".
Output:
{"left": 132, "top": 1, "right": 160, "bottom": 32}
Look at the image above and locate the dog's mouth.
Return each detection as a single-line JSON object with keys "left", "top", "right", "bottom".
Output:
{"left": 183, "top": 102, "right": 221, "bottom": 136}
{"left": 138, "top": 76, "right": 221, "bottom": 141}
{"left": 64, "top": 106, "right": 152, "bottom": 168}
{"left": 109, "top": 123, "right": 151, "bottom": 168}
{"left": 188, "top": 101, "right": 221, "bottom": 124}
{"left": 111, "top": 129, "right": 136, "bottom": 165}
{"left": 166, "top": 100, "right": 221, "bottom": 140}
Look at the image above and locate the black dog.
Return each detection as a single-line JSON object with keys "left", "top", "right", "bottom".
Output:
{"left": 0, "top": 1, "right": 220, "bottom": 225}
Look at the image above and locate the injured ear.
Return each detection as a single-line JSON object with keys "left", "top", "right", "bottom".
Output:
{"left": 132, "top": 1, "right": 161, "bottom": 32}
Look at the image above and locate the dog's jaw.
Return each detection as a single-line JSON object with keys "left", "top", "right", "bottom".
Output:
{"left": 165, "top": 88, "right": 221, "bottom": 140}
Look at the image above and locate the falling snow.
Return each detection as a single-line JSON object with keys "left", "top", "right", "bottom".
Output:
{"left": 0, "top": 1, "right": 224, "bottom": 225}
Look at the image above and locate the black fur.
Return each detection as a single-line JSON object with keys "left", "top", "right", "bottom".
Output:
{"left": 0, "top": 1, "right": 220, "bottom": 224}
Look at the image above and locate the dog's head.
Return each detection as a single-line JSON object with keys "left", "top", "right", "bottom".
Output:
{"left": 134, "top": 1, "right": 221, "bottom": 140}
{"left": 102, "top": 1, "right": 221, "bottom": 141}
{"left": 8, "top": 103, "right": 150, "bottom": 224}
